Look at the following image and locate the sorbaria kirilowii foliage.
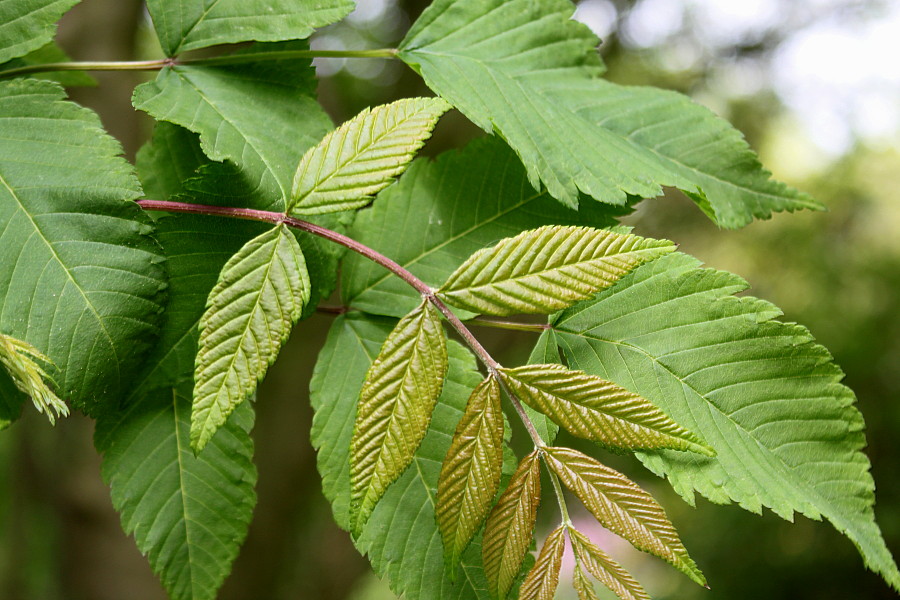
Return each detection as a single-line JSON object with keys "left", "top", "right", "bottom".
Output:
{"left": 0, "top": 1, "right": 896, "bottom": 599}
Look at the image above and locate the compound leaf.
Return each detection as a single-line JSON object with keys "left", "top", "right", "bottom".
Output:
{"left": 0, "top": 0, "right": 77, "bottom": 64}
{"left": 192, "top": 224, "right": 309, "bottom": 451}
{"left": 0, "top": 333, "right": 67, "bottom": 424}
{"left": 482, "top": 450, "right": 542, "bottom": 600}
{"left": 399, "top": 0, "right": 817, "bottom": 228}
{"left": 0, "top": 78, "right": 167, "bottom": 414}
{"left": 552, "top": 252, "right": 900, "bottom": 590}
{"left": 543, "top": 446, "right": 705, "bottom": 586}
{"left": 145, "top": 0, "right": 353, "bottom": 56}
{"left": 499, "top": 364, "right": 713, "bottom": 455}
{"left": 569, "top": 527, "right": 649, "bottom": 600}
{"left": 438, "top": 226, "right": 674, "bottom": 316}
{"left": 311, "top": 314, "right": 500, "bottom": 599}
{"left": 96, "top": 382, "right": 256, "bottom": 600}
{"left": 133, "top": 42, "right": 332, "bottom": 206}
{"left": 343, "top": 137, "right": 635, "bottom": 318}
{"left": 291, "top": 97, "right": 451, "bottom": 215}
{"left": 350, "top": 301, "right": 448, "bottom": 535}
{"left": 437, "top": 375, "right": 504, "bottom": 575}
{"left": 519, "top": 525, "right": 566, "bottom": 600}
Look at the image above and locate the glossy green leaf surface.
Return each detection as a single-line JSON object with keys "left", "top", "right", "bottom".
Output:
{"left": 350, "top": 301, "right": 448, "bottom": 534}
{"left": 192, "top": 224, "right": 309, "bottom": 451}
{"left": 145, "top": 0, "right": 353, "bottom": 55}
{"left": 399, "top": 0, "right": 818, "bottom": 228}
{"left": 482, "top": 451, "right": 542, "bottom": 600}
{"left": 291, "top": 97, "right": 451, "bottom": 215}
{"left": 133, "top": 42, "right": 333, "bottom": 206}
{"left": 342, "top": 137, "right": 635, "bottom": 318}
{"left": 0, "top": 78, "right": 166, "bottom": 414}
{"left": 543, "top": 446, "right": 705, "bottom": 585}
{"left": 500, "top": 364, "right": 713, "bottom": 455}
{"left": 311, "top": 314, "right": 501, "bottom": 599}
{"left": 552, "top": 252, "right": 900, "bottom": 589}
{"left": 0, "top": 0, "right": 77, "bottom": 64}
{"left": 437, "top": 375, "right": 504, "bottom": 575}
{"left": 439, "top": 226, "right": 673, "bottom": 316}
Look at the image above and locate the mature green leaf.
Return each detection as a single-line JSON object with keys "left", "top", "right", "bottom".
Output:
{"left": 0, "top": 78, "right": 166, "bottom": 414}
{"left": 291, "top": 97, "right": 451, "bottom": 215}
{"left": 500, "top": 364, "right": 713, "bottom": 455}
{"left": 483, "top": 450, "right": 542, "bottom": 600}
{"left": 438, "top": 226, "right": 674, "bottom": 316}
{"left": 343, "top": 137, "right": 635, "bottom": 317}
{"left": 0, "top": 0, "right": 77, "bottom": 64}
{"left": 399, "top": 0, "right": 817, "bottom": 228}
{"left": 543, "top": 446, "right": 705, "bottom": 585}
{"left": 350, "top": 301, "right": 448, "bottom": 535}
{"left": 311, "top": 314, "right": 501, "bottom": 599}
{"left": 145, "top": 0, "right": 353, "bottom": 56}
{"left": 569, "top": 527, "right": 649, "bottom": 600}
{"left": 136, "top": 122, "right": 209, "bottom": 201}
{"left": 552, "top": 252, "right": 900, "bottom": 589}
{"left": 96, "top": 382, "right": 256, "bottom": 600}
{"left": 192, "top": 224, "right": 309, "bottom": 451}
{"left": 519, "top": 525, "right": 566, "bottom": 600}
{"left": 0, "top": 333, "right": 67, "bottom": 424}
{"left": 437, "top": 375, "right": 504, "bottom": 575}
{"left": 133, "top": 42, "right": 332, "bottom": 206}
{"left": 0, "top": 41, "right": 95, "bottom": 86}
{"left": 523, "top": 330, "right": 561, "bottom": 444}
{"left": 572, "top": 564, "right": 600, "bottom": 600}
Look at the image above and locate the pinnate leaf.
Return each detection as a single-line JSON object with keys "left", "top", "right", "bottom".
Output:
{"left": 145, "top": 0, "right": 353, "bottom": 55}
{"left": 350, "top": 301, "right": 448, "bottom": 535}
{"left": 399, "top": 0, "right": 816, "bottom": 228}
{"left": 569, "top": 527, "right": 650, "bottom": 600}
{"left": 192, "top": 224, "right": 309, "bottom": 451}
{"left": 437, "top": 375, "right": 505, "bottom": 575}
{"left": 438, "top": 226, "right": 674, "bottom": 316}
{"left": 483, "top": 450, "right": 542, "bottom": 600}
{"left": 499, "top": 364, "right": 713, "bottom": 455}
{"left": 290, "top": 97, "right": 451, "bottom": 215}
{"left": 0, "top": 0, "right": 77, "bottom": 64}
{"left": 553, "top": 252, "right": 900, "bottom": 589}
{"left": 519, "top": 525, "right": 566, "bottom": 600}
{"left": 0, "top": 333, "right": 67, "bottom": 425}
{"left": 543, "top": 446, "right": 705, "bottom": 585}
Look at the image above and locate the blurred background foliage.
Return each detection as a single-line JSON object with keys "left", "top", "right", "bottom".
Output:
{"left": 0, "top": 0, "right": 898, "bottom": 599}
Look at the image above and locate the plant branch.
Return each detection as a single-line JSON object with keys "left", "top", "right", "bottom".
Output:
{"left": 136, "top": 198, "right": 546, "bottom": 448}
{"left": 0, "top": 49, "right": 398, "bottom": 79}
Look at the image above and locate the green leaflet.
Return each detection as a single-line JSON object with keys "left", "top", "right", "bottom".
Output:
{"left": 437, "top": 375, "right": 504, "bottom": 576}
{"left": 552, "top": 252, "right": 900, "bottom": 590}
{"left": 0, "top": 78, "right": 167, "bottom": 414}
{"left": 192, "top": 224, "right": 309, "bottom": 451}
{"left": 97, "top": 215, "right": 261, "bottom": 600}
{"left": 0, "top": 0, "right": 77, "bottom": 64}
{"left": 0, "top": 41, "right": 95, "bottom": 86}
{"left": 311, "top": 314, "right": 502, "bottom": 599}
{"left": 145, "top": 0, "right": 353, "bottom": 56}
{"left": 438, "top": 226, "right": 675, "bottom": 316}
{"left": 542, "top": 446, "right": 705, "bottom": 586}
{"left": 95, "top": 382, "right": 257, "bottom": 600}
{"left": 568, "top": 527, "right": 649, "bottom": 600}
{"left": 350, "top": 301, "right": 449, "bottom": 535}
{"left": 290, "top": 97, "right": 452, "bottom": 215}
{"left": 572, "top": 564, "right": 600, "bottom": 600}
{"left": 0, "top": 333, "right": 67, "bottom": 424}
{"left": 482, "top": 450, "right": 542, "bottom": 600}
{"left": 133, "top": 42, "right": 333, "bottom": 206}
{"left": 519, "top": 525, "right": 566, "bottom": 600}
{"left": 343, "top": 137, "right": 635, "bottom": 318}
{"left": 399, "top": 0, "right": 817, "bottom": 228}
{"left": 523, "top": 330, "right": 561, "bottom": 444}
{"left": 499, "top": 364, "right": 713, "bottom": 455}
{"left": 136, "top": 122, "right": 210, "bottom": 200}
